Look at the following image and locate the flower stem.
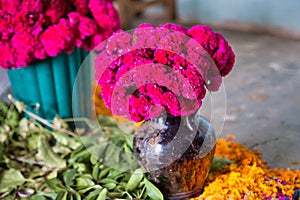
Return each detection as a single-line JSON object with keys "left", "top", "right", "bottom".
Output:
{"left": 8, "top": 94, "right": 77, "bottom": 137}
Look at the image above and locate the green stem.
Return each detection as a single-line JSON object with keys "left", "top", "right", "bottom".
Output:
{"left": 8, "top": 155, "right": 45, "bottom": 167}
{"left": 8, "top": 95, "right": 77, "bottom": 137}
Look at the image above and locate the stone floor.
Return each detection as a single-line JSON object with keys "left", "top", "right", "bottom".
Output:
{"left": 1, "top": 19, "right": 299, "bottom": 170}
{"left": 217, "top": 30, "right": 300, "bottom": 170}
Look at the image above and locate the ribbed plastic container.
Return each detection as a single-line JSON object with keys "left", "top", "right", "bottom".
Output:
{"left": 7, "top": 48, "right": 91, "bottom": 120}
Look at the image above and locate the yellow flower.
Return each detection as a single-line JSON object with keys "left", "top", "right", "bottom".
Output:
{"left": 193, "top": 139, "right": 300, "bottom": 200}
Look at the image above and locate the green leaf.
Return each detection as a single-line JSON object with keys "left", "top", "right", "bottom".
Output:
{"left": 89, "top": 142, "right": 108, "bottom": 162}
{"left": 31, "top": 191, "right": 57, "bottom": 199}
{"left": 0, "top": 169, "right": 26, "bottom": 190}
{"left": 14, "top": 101, "right": 25, "bottom": 113}
{"left": 38, "top": 137, "right": 66, "bottom": 169}
{"left": 72, "top": 163, "right": 87, "bottom": 173}
{"left": 52, "top": 131, "right": 70, "bottom": 146}
{"left": 123, "top": 143, "right": 133, "bottom": 153}
{"left": 115, "top": 184, "right": 126, "bottom": 192}
{"left": 1, "top": 195, "right": 16, "bottom": 200}
{"left": 45, "top": 178, "right": 66, "bottom": 192}
{"left": 46, "top": 169, "right": 59, "bottom": 179}
{"left": 92, "top": 162, "right": 100, "bottom": 181}
{"left": 77, "top": 136, "right": 97, "bottom": 148}
{"left": 143, "top": 178, "right": 164, "bottom": 200}
{"left": 53, "top": 117, "right": 69, "bottom": 130}
{"left": 52, "top": 131, "right": 80, "bottom": 149}
{"left": 96, "top": 188, "right": 107, "bottom": 200}
{"left": 18, "top": 118, "right": 29, "bottom": 132}
{"left": 7, "top": 108, "right": 19, "bottom": 129}
{"left": 75, "top": 177, "right": 95, "bottom": 189}
{"left": 55, "top": 191, "right": 68, "bottom": 200}
{"left": 70, "top": 145, "right": 85, "bottom": 156}
{"left": 68, "top": 149, "right": 90, "bottom": 164}
{"left": 104, "top": 144, "right": 116, "bottom": 163}
{"left": 98, "top": 116, "right": 117, "bottom": 127}
{"left": 0, "top": 101, "right": 8, "bottom": 116}
{"left": 0, "top": 108, "right": 159, "bottom": 199}
{"left": 73, "top": 191, "right": 81, "bottom": 200}
{"left": 104, "top": 183, "right": 116, "bottom": 190}
{"left": 124, "top": 134, "right": 134, "bottom": 150}
{"left": 69, "top": 194, "right": 74, "bottom": 200}
{"left": 107, "top": 192, "right": 124, "bottom": 198}
{"left": 125, "top": 169, "right": 144, "bottom": 191}
{"left": 107, "top": 169, "right": 124, "bottom": 180}
{"left": 44, "top": 192, "right": 58, "bottom": 199}
{"left": 81, "top": 174, "right": 94, "bottom": 180}
{"left": 27, "top": 134, "right": 41, "bottom": 151}
{"left": 78, "top": 185, "right": 101, "bottom": 194}
{"left": 0, "top": 142, "right": 4, "bottom": 164}
{"left": 63, "top": 168, "right": 77, "bottom": 186}
{"left": 99, "top": 178, "right": 118, "bottom": 184}
{"left": 85, "top": 188, "right": 101, "bottom": 200}
{"left": 29, "top": 194, "right": 47, "bottom": 200}
{"left": 210, "top": 156, "right": 234, "bottom": 172}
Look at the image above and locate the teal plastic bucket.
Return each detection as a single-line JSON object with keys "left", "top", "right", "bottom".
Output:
{"left": 7, "top": 48, "right": 91, "bottom": 120}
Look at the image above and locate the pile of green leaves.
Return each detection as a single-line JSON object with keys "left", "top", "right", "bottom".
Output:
{"left": 0, "top": 101, "right": 163, "bottom": 200}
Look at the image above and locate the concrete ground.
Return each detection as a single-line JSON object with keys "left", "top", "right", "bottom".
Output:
{"left": 1, "top": 19, "right": 299, "bottom": 170}
{"left": 218, "top": 30, "right": 300, "bottom": 170}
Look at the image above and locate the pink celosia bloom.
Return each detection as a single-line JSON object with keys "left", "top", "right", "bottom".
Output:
{"left": 158, "top": 23, "right": 188, "bottom": 34}
{"left": 90, "top": 34, "right": 105, "bottom": 51}
{"left": 11, "top": 32, "right": 36, "bottom": 67}
{"left": 68, "top": 12, "right": 99, "bottom": 49}
{"left": 1, "top": 0, "right": 21, "bottom": 14}
{"left": 88, "top": 0, "right": 120, "bottom": 38}
{"left": 105, "top": 30, "right": 132, "bottom": 56}
{"left": 44, "top": 0, "right": 71, "bottom": 25}
{"left": 0, "top": 11, "right": 14, "bottom": 40}
{"left": 129, "top": 95, "right": 147, "bottom": 122}
{"left": 41, "top": 19, "right": 75, "bottom": 57}
{"left": 188, "top": 25, "right": 235, "bottom": 78}
{"left": 71, "top": 0, "right": 90, "bottom": 15}
{"left": 0, "top": 0, "right": 120, "bottom": 69}
{"left": 21, "top": 0, "right": 45, "bottom": 14}
{"left": 133, "top": 24, "right": 159, "bottom": 49}
{"left": 95, "top": 24, "right": 235, "bottom": 122}
{"left": 0, "top": 42, "right": 14, "bottom": 69}
{"left": 188, "top": 25, "right": 218, "bottom": 55}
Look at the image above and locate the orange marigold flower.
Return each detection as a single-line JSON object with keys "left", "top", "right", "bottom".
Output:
{"left": 193, "top": 139, "right": 300, "bottom": 200}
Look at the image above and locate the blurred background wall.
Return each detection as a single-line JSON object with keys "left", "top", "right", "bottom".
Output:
{"left": 177, "top": 0, "right": 300, "bottom": 37}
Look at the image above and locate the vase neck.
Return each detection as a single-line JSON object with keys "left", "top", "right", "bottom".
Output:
{"left": 184, "top": 113, "right": 198, "bottom": 132}
{"left": 148, "top": 112, "right": 199, "bottom": 138}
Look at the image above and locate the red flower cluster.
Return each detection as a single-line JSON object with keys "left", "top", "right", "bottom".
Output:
{"left": 95, "top": 24, "right": 235, "bottom": 122}
{"left": 0, "top": 0, "right": 120, "bottom": 69}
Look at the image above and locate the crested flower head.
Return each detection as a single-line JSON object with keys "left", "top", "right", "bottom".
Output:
{"left": 0, "top": 0, "right": 120, "bottom": 69}
{"left": 95, "top": 24, "right": 235, "bottom": 122}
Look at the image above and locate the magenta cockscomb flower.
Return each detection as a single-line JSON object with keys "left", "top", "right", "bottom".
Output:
{"left": 0, "top": 0, "right": 120, "bottom": 69}
{"left": 187, "top": 25, "right": 235, "bottom": 77}
{"left": 95, "top": 24, "right": 235, "bottom": 122}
